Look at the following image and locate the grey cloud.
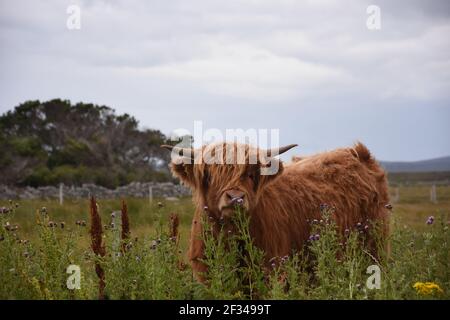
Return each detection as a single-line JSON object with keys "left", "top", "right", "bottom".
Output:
{"left": 0, "top": 0, "right": 449, "bottom": 160}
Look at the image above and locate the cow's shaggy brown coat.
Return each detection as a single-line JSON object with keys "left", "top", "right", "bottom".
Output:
{"left": 165, "top": 142, "right": 390, "bottom": 280}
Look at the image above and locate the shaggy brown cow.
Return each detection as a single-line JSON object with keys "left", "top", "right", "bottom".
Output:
{"left": 162, "top": 142, "right": 390, "bottom": 280}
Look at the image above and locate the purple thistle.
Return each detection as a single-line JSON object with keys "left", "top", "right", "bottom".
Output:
{"left": 426, "top": 216, "right": 435, "bottom": 225}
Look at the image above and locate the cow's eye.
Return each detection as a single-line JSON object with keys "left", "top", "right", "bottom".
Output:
{"left": 245, "top": 170, "right": 257, "bottom": 184}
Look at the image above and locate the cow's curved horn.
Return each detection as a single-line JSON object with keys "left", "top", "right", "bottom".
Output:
{"left": 160, "top": 144, "right": 195, "bottom": 159}
{"left": 267, "top": 144, "right": 298, "bottom": 157}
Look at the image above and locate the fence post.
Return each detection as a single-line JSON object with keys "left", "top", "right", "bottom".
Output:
{"left": 149, "top": 186, "right": 153, "bottom": 204}
{"left": 59, "top": 183, "right": 64, "bottom": 205}
{"left": 430, "top": 184, "right": 437, "bottom": 203}
{"left": 393, "top": 187, "right": 400, "bottom": 203}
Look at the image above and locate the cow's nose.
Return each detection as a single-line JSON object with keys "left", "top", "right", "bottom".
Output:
{"left": 225, "top": 190, "right": 245, "bottom": 206}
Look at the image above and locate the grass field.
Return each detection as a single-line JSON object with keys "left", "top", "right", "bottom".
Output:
{"left": 0, "top": 185, "right": 449, "bottom": 299}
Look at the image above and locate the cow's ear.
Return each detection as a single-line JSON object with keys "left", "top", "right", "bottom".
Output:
{"left": 169, "top": 161, "right": 196, "bottom": 188}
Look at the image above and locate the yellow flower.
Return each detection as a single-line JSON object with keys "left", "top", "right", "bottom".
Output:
{"left": 413, "top": 282, "right": 444, "bottom": 295}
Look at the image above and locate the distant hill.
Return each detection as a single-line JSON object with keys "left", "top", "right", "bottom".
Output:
{"left": 380, "top": 156, "right": 450, "bottom": 172}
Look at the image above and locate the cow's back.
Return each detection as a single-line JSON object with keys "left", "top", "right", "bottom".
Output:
{"left": 251, "top": 142, "right": 390, "bottom": 260}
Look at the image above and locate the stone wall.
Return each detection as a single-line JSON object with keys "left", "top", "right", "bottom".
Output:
{"left": 0, "top": 182, "right": 190, "bottom": 200}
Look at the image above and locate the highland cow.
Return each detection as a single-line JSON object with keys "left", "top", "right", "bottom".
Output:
{"left": 162, "top": 142, "right": 390, "bottom": 281}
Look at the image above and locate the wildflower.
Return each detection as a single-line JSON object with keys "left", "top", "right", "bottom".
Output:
{"left": 110, "top": 222, "right": 115, "bottom": 229}
{"left": 48, "top": 221, "right": 56, "bottom": 228}
{"left": 15, "top": 203, "right": 19, "bottom": 208}
{"left": 413, "top": 282, "right": 444, "bottom": 295}
{"left": 80, "top": 220, "right": 86, "bottom": 227}
{"left": 150, "top": 240, "right": 158, "bottom": 250}
{"left": 89, "top": 196, "right": 106, "bottom": 300}
{"left": 314, "top": 234, "right": 320, "bottom": 241}
{"left": 60, "top": 222, "right": 65, "bottom": 229}
{"left": 312, "top": 219, "right": 318, "bottom": 224}
{"left": 344, "top": 228, "right": 350, "bottom": 234}
{"left": 121, "top": 200, "right": 130, "bottom": 252}
{"left": 41, "top": 207, "right": 47, "bottom": 214}
{"left": 111, "top": 212, "right": 116, "bottom": 219}
{"left": 271, "top": 262, "right": 276, "bottom": 269}
{"left": 426, "top": 216, "right": 435, "bottom": 225}
{"left": 356, "top": 222, "right": 362, "bottom": 228}
{"left": 385, "top": 204, "right": 393, "bottom": 210}
{"left": 23, "top": 252, "right": 30, "bottom": 258}
{"left": 364, "top": 225, "right": 369, "bottom": 231}
{"left": 320, "top": 203, "right": 329, "bottom": 211}
{"left": 203, "top": 206, "right": 208, "bottom": 211}
{"left": 157, "top": 202, "right": 163, "bottom": 208}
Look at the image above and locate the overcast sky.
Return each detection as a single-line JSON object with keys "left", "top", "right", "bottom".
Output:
{"left": 0, "top": 0, "right": 449, "bottom": 161}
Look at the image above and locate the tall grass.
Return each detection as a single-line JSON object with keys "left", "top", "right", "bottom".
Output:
{"left": 0, "top": 198, "right": 448, "bottom": 300}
